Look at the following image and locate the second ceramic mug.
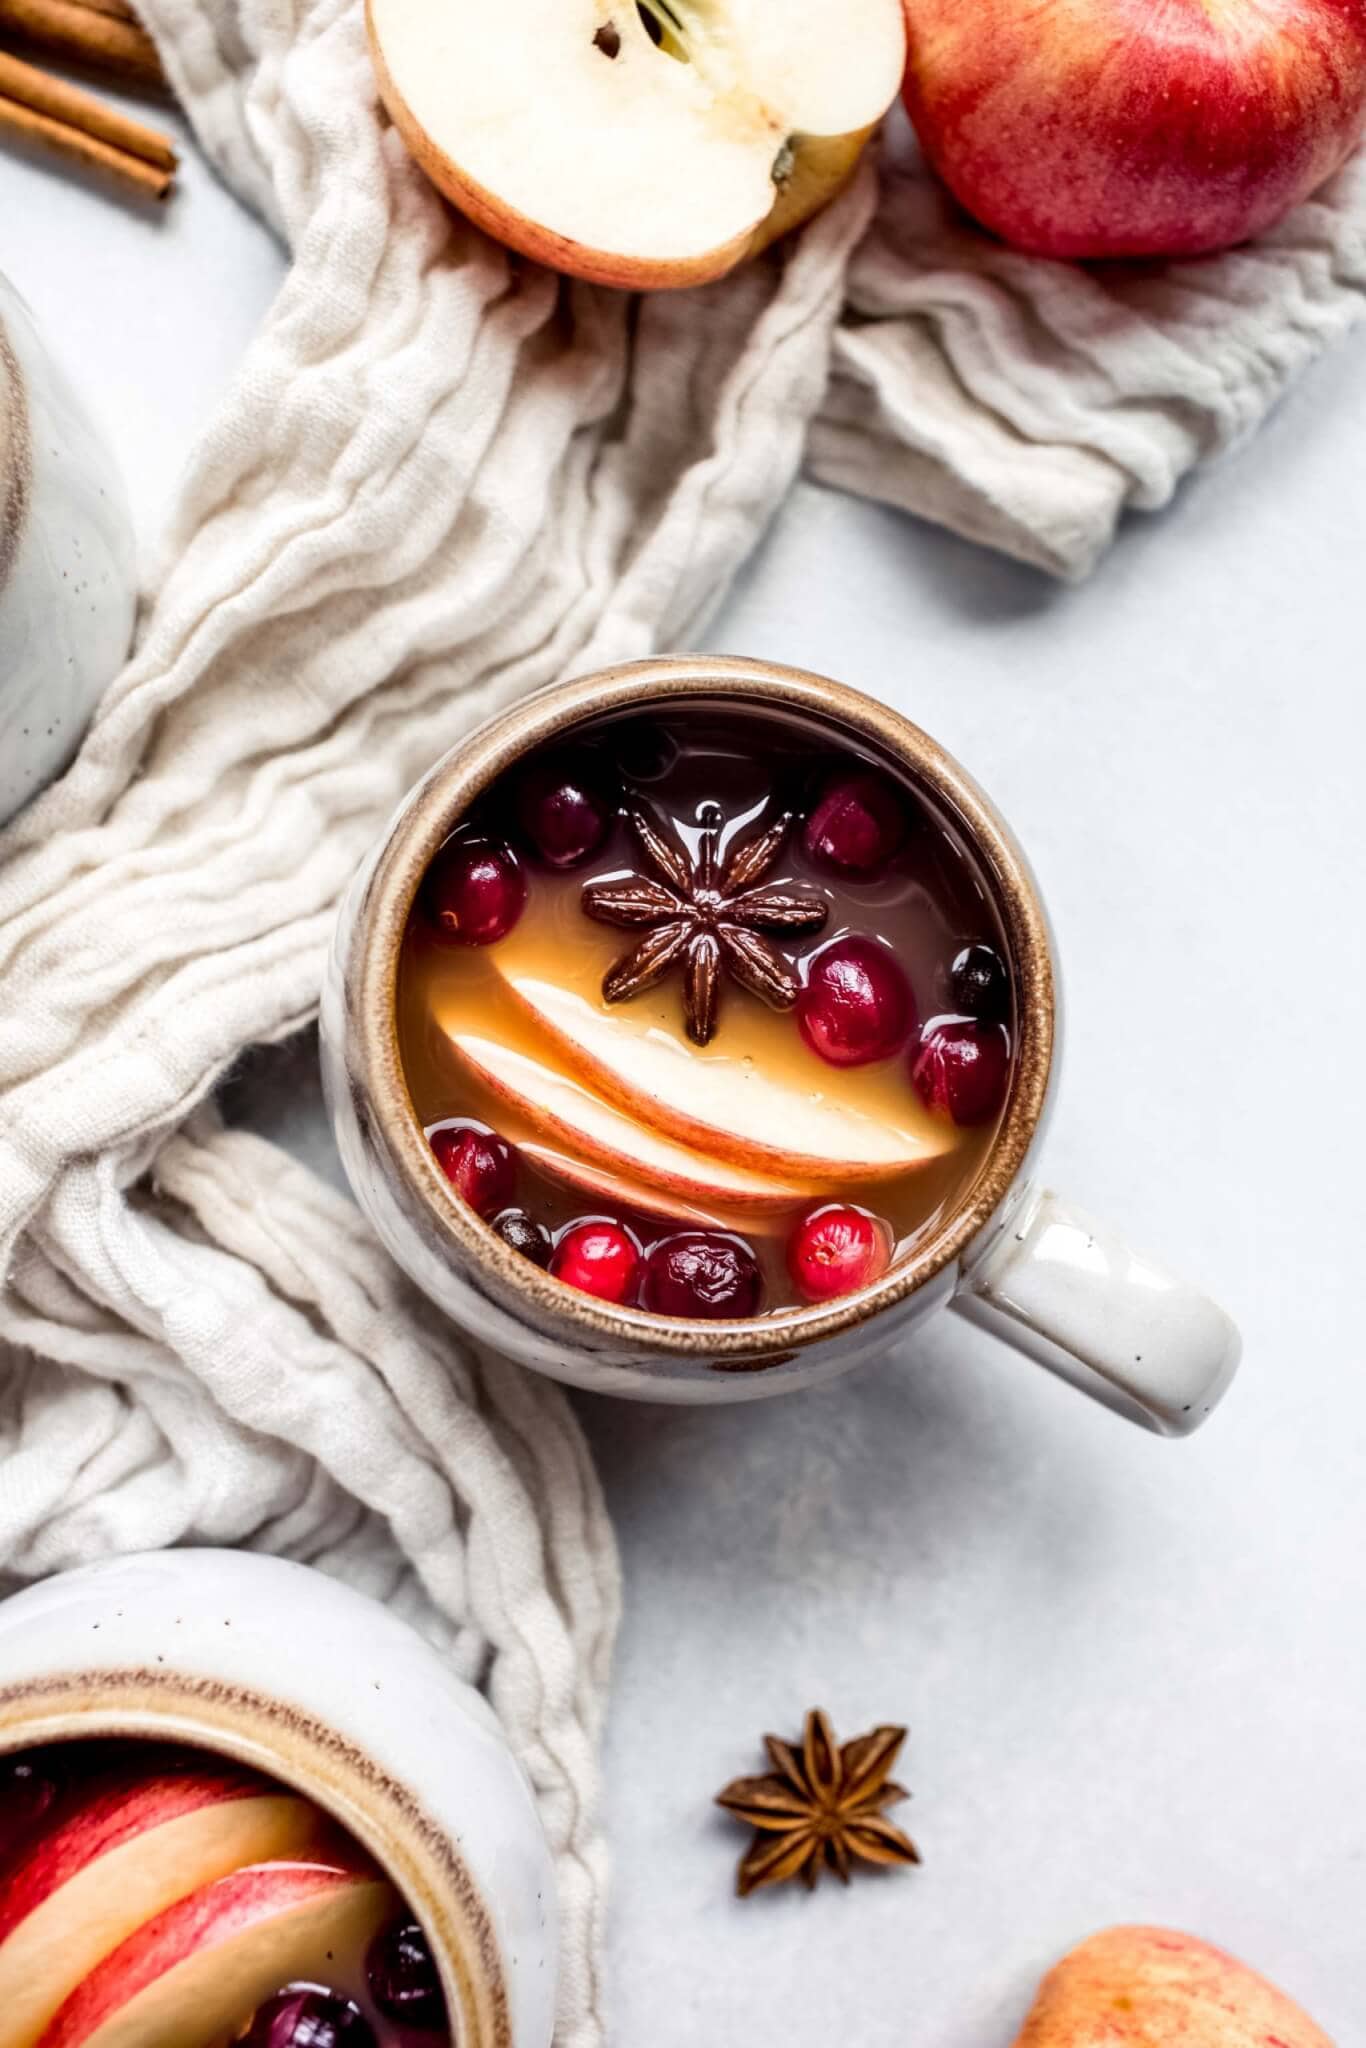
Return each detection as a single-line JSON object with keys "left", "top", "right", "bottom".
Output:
{"left": 322, "top": 656, "right": 1240, "bottom": 1430}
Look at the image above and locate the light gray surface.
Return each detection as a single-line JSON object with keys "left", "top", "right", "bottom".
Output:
{"left": 5, "top": 122, "right": 1366, "bottom": 2045}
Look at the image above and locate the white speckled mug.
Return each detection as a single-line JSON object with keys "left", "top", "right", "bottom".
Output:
{"left": 0, "top": 273, "right": 137, "bottom": 828}
{"left": 323, "top": 656, "right": 1243, "bottom": 1433}
{"left": 0, "top": 1550, "right": 558, "bottom": 2048}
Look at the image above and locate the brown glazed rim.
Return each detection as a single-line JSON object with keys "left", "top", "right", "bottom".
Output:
{"left": 0, "top": 312, "right": 31, "bottom": 599}
{"left": 0, "top": 1671, "right": 510, "bottom": 2048}
{"left": 354, "top": 656, "right": 1057, "bottom": 1363}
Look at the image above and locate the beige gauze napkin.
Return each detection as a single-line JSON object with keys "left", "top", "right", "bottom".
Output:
{"left": 1, "top": 0, "right": 1365, "bottom": 2039}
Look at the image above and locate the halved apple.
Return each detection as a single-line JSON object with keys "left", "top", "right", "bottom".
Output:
{"left": 36, "top": 1861, "right": 398, "bottom": 2048}
{"left": 490, "top": 951, "right": 956, "bottom": 1182}
{"left": 0, "top": 1765, "right": 322, "bottom": 2048}
{"left": 366, "top": 0, "right": 907, "bottom": 288}
{"left": 438, "top": 1013, "right": 814, "bottom": 1213}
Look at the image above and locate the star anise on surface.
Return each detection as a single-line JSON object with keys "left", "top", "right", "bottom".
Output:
{"left": 716, "top": 1709, "right": 920, "bottom": 1897}
{"left": 581, "top": 802, "right": 828, "bottom": 1046}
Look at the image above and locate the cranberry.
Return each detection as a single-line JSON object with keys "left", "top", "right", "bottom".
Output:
{"left": 429, "top": 1121, "right": 517, "bottom": 1217}
{"left": 516, "top": 760, "right": 609, "bottom": 869}
{"left": 945, "top": 943, "right": 1010, "bottom": 1022}
{"left": 367, "top": 1916, "right": 448, "bottom": 2028}
{"left": 787, "top": 1206, "right": 892, "bottom": 1304}
{"left": 614, "top": 722, "right": 678, "bottom": 785}
{"left": 804, "top": 772, "right": 906, "bottom": 875}
{"left": 422, "top": 838, "right": 526, "bottom": 946}
{"left": 241, "top": 1989, "right": 375, "bottom": 2048}
{"left": 550, "top": 1220, "right": 641, "bottom": 1303}
{"left": 797, "top": 937, "right": 915, "bottom": 1068}
{"left": 0, "top": 1756, "right": 58, "bottom": 1862}
{"left": 912, "top": 1019, "right": 1011, "bottom": 1126}
{"left": 640, "top": 1232, "right": 764, "bottom": 1319}
{"left": 492, "top": 1207, "right": 552, "bottom": 1267}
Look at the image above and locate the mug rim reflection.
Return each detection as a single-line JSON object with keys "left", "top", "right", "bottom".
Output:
{"left": 353, "top": 655, "right": 1057, "bottom": 1361}
{"left": 0, "top": 1669, "right": 509, "bottom": 2048}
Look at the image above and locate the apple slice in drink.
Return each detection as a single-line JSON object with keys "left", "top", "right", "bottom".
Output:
{"left": 437, "top": 1011, "right": 815, "bottom": 1213}
{"left": 488, "top": 950, "right": 956, "bottom": 1182}
{"left": 0, "top": 1765, "right": 322, "bottom": 2048}
{"left": 366, "top": 0, "right": 907, "bottom": 289}
{"left": 521, "top": 1140, "right": 785, "bottom": 1234}
{"left": 36, "top": 1860, "right": 398, "bottom": 2048}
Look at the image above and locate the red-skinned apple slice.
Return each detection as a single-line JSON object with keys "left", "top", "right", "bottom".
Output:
{"left": 438, "top": 1016, "right": 814, "bottom": 1213}
{"left": 488, "top": 954, "right": 956, "bottom": 1181}
{"left": 521, "top": 1139, "right": 786, "bottom": 1234}
{"left": 36, "top": 1861, "right": 398, "bottom": 2048}
{"left": 366, "top": 0, "right": 907, "bottom": 288}
{"left": 0, "top": 1765, "right": 322, "bottom": 2048}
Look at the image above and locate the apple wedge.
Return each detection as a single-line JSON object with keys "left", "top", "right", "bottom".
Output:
{"left": 0, "top": 1765, "right": 322, "bottom": 2048}
{"left": 366, "top": 0, "right": 907, "bottom": 288}
{"left": 438, "top": 1015, "right": 814, "bottom": 1214}
{"left": 522, "top": 1140, "right": 783, "bottom": 1233}
{"left": 490, "top": 956, "right": 956, "bottom": 1182}
{"left": 36, "top": 1861, "right": 398, "bottom": 2048}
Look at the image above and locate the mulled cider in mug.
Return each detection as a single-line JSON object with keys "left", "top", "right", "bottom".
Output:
{"left": 398, "top": 702, "right": 1015, "bottom": 1320}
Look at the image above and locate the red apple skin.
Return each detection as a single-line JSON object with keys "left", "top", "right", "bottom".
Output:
{"left": 1012, "top": 1925, "right": 1332, "bottom": 2047}
{"left": 0, "top": 1765, "right": 271, "bottom": 1945}
{"left": 35, "top": 1861, "right": 387, "bottom": 2048}
{"left": 900, "top": 0, "right": 1366, "bottom": 258}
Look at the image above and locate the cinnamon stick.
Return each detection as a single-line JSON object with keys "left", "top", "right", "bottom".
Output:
{"left": 0, "top": 0, "right": 164, "bottom": 87}
{"left": 0, "top": 47, "right": 174, "bottom": 166}
{"left": 0, "top": 92, "right": 171, "bottom": 192}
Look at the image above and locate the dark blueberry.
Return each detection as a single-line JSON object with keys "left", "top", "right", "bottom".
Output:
{"left": 492, "top": 1208, "right": 553, "bottom": 1268}
{"left": 613, "top": 721, "right": 678, "bottom": 785}
{"left": 367, "top": 1917, "right": 449, "bottom": 2028}
{"left": 241, "top": 1987, "right": 376, "bottom": 2048}
{"left": 640, "top": 1232, "right": 764, "bottom": 1319}
{"left": 0, "top": 1756, "right": 58, "bottom": 1863}
{"left": 946, "top": 943, "right": 1010, "bottom": 1021}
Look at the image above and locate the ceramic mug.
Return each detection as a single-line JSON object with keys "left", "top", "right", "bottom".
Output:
{"left": 322, "top": 655, "right": 1240, "bottom": 1431}
{"left": 0, "top": 1549, "right": 558, "bottom": 2048}
{"left": 0, "top": 273, "right": 137, "bottom": 828}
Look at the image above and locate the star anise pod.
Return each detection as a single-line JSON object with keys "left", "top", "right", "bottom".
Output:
{"left": 581, "top": 802, "right": 828, "bottom": 1046}
{"left": 716, "top": 1709, "right": 920, "bottom": 1897}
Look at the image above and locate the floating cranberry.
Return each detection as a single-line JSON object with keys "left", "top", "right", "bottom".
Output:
{"left": 367, "top": 1916, "right": 448, "bottom": 2029}
{"left": 492, "top": 1207, "right": 553, "bottom": 1268}
{"left": 641, "top": 1232, "right": 764, "bottom": 1319}
{"left": 787, "top": 1206, "right": 892, "bottom": 1304}
{"left": 241, "top": 1988, "right": 375, "bottom": 2048}
{"left": 429, "top": 1121, "right": 517, "bottom": 1217}
{"left": 797, "top": 937, "right": 916, "bottom": 1067}
{"left": 614, "top": 721, "right": 678, "bottom": 785}
{"left": 804, "top": 772, "right": 906, "bottom": 875}
{"left": 0, "top": 1756, "right": 58, "bottom": 1862}
{"left": 516, "top": 760, "right": 610, "bottom": 869}
{"left": 945, "top": 943, "right": 1010, "bottom": 1022}
{"left": 550, "top": 1220, "right": 641, "bottom": 1303}
{"left": 912, "top": 1019, "right": 1011, "bottom": 1126}
{"left": 422, "top": 838, "right": 526, "bottom": 947}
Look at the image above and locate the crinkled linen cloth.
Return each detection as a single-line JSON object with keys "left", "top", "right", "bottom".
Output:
{"left": 1, "top": 0, "right": 1365, "bottom": 2033}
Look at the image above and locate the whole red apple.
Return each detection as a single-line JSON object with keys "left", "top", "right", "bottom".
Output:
{"left": 900, "top": 0, "right": 1366, "bottom": 258}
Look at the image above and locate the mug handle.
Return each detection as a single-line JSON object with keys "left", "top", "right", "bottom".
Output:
{"left": 951, "top": 1182, "right": 1241, "bottom": 1436}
